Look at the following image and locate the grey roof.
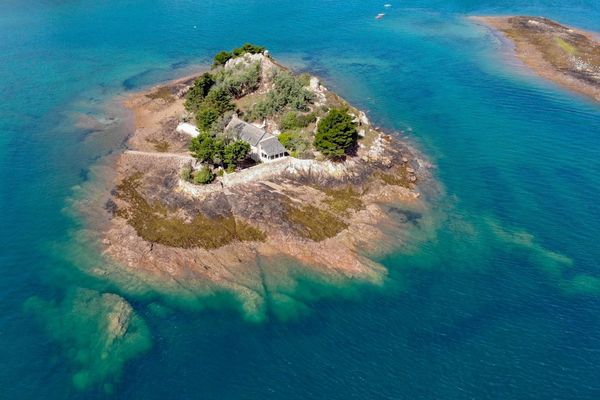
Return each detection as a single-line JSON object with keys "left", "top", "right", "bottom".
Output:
{"left": 259, "top": 136, "right": 287, "bottom": 156}
{"left": 225, "top": 115, "right": 266, "bottom": 147}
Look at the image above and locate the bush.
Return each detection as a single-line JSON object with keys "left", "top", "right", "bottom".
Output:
{"left": 280, "top": 111, "right": 316, "bottom": 130}
{"left": 180, "top": 164, "right": 193, "bottom": 181}
{"left": 193, "top": 166, "right": 215, "bottom": 184}
{"left": 279, "top": 131, "right": 308, "bottom": 154}
{"left": 213, "top": 51, "right": 232, "bottom": 67}
{"left": 280, "top": 112, "right": 299, "bottom": 130}
{"left": 185, "top": 73, "right": 215, "bottom": 112}
{"left": 314, "top": 109, "right": 358, "bottom": 159}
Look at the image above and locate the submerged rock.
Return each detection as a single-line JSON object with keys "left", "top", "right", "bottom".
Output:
{"left": 25, "top": 288, "right": 151, "bottom": 391}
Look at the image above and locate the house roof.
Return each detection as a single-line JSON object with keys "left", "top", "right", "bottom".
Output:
{"left": 225, "top": 115, "right": 287, "bottom": 157}
{"left": 259, "top": 136, "right": 287, "bottom": 156}
{"left": 226, "top": 115, "right": 266, "bottom": 147}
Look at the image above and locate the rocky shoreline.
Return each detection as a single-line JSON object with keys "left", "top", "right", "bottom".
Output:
{"left": 94, "top": 54, "right": 434, "bottom": 318}
{"left": 473, "top": 16, "right": 600, "bottom": 103}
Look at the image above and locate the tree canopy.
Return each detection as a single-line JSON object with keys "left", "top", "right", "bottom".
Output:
{"left": 212, "top": 43, "right": 266, "bottom": 67}
{"left": 190, "top": 133, "right": 250, "bottom": 170}
{"left": 223, "top": 141, "right": 251, "bottom": 167}
{"left": 314, "top": 109, "right": 358, "bottom": 159}
{"left": 246, "top": 71, "right": 314, "bottom": 121}
{"left": 184, "top": 73, "right": 215, "bottom": 112}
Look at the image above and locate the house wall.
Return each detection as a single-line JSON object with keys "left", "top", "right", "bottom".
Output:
{"left": 249, "top": 145, "right": 260, "bottom": 162}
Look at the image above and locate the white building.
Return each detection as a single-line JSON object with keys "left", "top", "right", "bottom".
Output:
{"left": 176, "top": 122, "right": 200, "bottom": 137}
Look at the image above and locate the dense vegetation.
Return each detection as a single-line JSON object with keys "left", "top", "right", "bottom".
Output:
{"left": 189, "top": 133, "right": 251, "bottom": 174}
{"left": 279, "top": 111, "right": 316, "bottom": 130}
{"left": 278, "top": 131, "right": 309, "bottom": 156}
{"left": 212, "top": 43, "right": 266, "bottom": 67}
{"left": 314, "top": 109, "right": 358, "bottom": 159}
{"left": 185, "top": 55, "right": 263, "bottom": 135}
{"left": 245, "top": 71, "right": 314, "bottom": 121}
{"left": 184, "top": 73, "right": 215, "bottom": 112}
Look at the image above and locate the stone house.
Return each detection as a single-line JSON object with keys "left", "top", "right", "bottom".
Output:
{"left": 225, "top": 115, "right": 288, "bottom": 163}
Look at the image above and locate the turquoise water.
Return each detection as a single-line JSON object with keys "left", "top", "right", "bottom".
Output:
{"left": 2, "top": 0, "right": 600, "bottom": 398}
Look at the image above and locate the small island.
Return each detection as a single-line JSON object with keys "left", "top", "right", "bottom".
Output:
{"left": 474, "top": 16, "right": 600, "bottom": 102}
{"left": 98, "top": 45, "right": 431, "bottom": 316}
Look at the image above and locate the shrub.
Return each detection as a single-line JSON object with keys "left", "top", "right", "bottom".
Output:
{"left": 314, "top": 109, "right": 358, "bottom": 159}
{"left": 213, "top": 51, "right": 232, "bottom": 67}
{"left": 280, "top": 112, "right": 299, "bottom": 130}
{"left": 193, "top": 166, "right": 215, "bottom": 184}
{"left": 180, "top": 164, "right": 193, "bottom": 181}
{"left": 297, "top": 112, "right": 317, "bottom": 127}
{"left": 185, "top": 73, "right": 215, "bottom": 112}
{"left": 278, "top": 131, "right": 309, "bottom": 154}
{"left": 280, "top": 112, "right": 317, "bottom": 130}
{"left": 298, "top": 73, "right": 312, "bottom": 87}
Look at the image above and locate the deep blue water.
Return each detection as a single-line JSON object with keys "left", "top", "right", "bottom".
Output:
{"left": 2, "top": 0, "right": 600, "bottom": 398}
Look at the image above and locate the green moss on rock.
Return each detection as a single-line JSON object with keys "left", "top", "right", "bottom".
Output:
{"left": 115, "top": 174, "right": 265, "bottom": 248}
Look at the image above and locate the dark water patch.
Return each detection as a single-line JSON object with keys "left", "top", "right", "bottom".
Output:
{"left": 122, "top": 68, "right": 172, "bottom": 91}
{"left": 388, "top": 207, "right": 422, "bottom": 224}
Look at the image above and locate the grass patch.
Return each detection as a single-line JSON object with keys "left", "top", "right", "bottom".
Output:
{"left": 322, "top": 187, "right": 364, "bottom": 214}
{"left": 283, "top": 199, "right": 348, "bottom": 241}
{"left": 115, "top": 174, "right": 265, "bottom": 249}
{"left": 146, "top": 86, "right": 175, "bottom": 103}
{"left": 555, "top": 37, "right": 576, "bottom": 55}
{"left": 146, "top": 138, "right": 170, "bottom": 152}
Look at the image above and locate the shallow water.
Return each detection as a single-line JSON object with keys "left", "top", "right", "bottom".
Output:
{"left": 2, "top": 0, "right": 600, "bottom": 398}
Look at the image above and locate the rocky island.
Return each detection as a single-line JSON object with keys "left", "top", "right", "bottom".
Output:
{"left": 474, "top": 16, "right": 600, "bottom": 102}
{"left": 96, "top": 45, "right": 432, "bottom": 318}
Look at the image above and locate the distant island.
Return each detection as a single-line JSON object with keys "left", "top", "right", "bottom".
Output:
{"left": 474, "top": 16, "right": 600, "bottom": 103}
{"left": 96, "top": 45, "right": 432, "bottom": 316}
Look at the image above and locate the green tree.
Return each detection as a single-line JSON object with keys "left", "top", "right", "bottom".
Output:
{"left": 224, "top": 141, "right": 251, "bottom": 168}
{"left": 314, "top": 109, "right": 358, "bottom": 159}
{"left": 232, "top": 43, "right": 265, "bottom": 56}
{"left": 211, "top": 138, "right": 226, "bottom": 165}
{"left": 189, "top": 133, "right": 215, "bottom": 163}
{"left": 185, "top": 73, "right": 215, "bottom": 112}
{"left": 213, "top": 51, "right": 232, "bottom": 67}
{"left": 195, "top": 106, "right": 220, "bottom": 132}
{"left": 203, "top": 87, "right": 235, "bottom": 115}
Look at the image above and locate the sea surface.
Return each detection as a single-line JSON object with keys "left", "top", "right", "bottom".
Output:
{"left": 2, "top": 0, "right": 600, "bottom": 398}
